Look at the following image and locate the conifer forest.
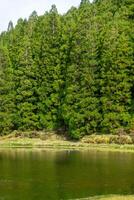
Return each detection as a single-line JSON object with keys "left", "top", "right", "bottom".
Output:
{"left": 0, "top": 0, "right": 134, "bottom": 139}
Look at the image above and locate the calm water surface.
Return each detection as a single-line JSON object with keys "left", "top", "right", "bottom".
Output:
{"left": 0, "top": 149, "right": 134, "bottom": 200}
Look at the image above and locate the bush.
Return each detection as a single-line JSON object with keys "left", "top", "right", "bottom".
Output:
{"left": 13, "top": 130, "right": 39, "bottom": 138}
{"left": 81, "top": 134, "right": 133, "bottom": 145}
{"left": 81, "top": 135, "right": 110, "bottom": 144}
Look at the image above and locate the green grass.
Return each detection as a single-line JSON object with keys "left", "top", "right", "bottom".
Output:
{"left": 0, "top": 137, "right": 134, "bottom": 153}
{"left": 75, "top": 195, "right": 134, "bottom": 200}
{"left": 0, "top": 132, "right": 134, "bottom": 153}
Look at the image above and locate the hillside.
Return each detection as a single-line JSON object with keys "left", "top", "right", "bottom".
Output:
{"left": 0, "top": 0, "right": 134, "bottom": 139}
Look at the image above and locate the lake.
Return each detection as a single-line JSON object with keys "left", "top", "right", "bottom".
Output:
{"left": 0, "top": 149, "right": 134, "bottom": 200}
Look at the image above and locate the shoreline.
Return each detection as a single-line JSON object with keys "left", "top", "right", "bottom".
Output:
{"left": 1, "top": 137, "right": 134, "bottom": 153}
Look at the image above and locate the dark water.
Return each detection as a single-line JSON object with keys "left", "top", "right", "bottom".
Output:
{"left": 0, "top": 149, "right": 134, "bottom": 200}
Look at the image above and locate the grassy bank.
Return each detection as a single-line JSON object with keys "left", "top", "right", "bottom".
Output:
{"left": 77, "top": 195, "right": 134, "bottom": 200}
{"left": 0, "top": 131, "right": 134, "bottom": 152}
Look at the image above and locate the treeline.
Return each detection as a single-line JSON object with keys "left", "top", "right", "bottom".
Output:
{"left": 0, "top": 0, "right": 134, "bottom": 138}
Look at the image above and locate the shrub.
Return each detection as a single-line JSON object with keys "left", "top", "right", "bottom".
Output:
{"left": 81, "top": 134, "right": 133, "bottom": 145}
{"left": 13, "top": 130, "right": 39, "bottom": 138}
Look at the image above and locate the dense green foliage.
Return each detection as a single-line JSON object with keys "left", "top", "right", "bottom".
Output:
{"left": 0, "top": 0, "right": 134, "bottom": 138}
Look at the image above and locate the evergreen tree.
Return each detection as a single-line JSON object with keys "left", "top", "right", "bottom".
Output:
{"left": 13, "top": 35, "right": 39, "bottom": 130}
{"left": 99, "top": 20, "right": 133, "bottom": 134}
{"left": 7, "top": 21, "right": 14, "bottom": 32}
{"left": 37, "top": 5, "right": 62, "bottom": 130}
{"left": 62, "top": 1, "right": 100, "bottom": 138}
{"left": 0, "top": 47, "right": 14, "bottom": 134}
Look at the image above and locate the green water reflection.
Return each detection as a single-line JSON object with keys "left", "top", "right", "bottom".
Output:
{"left": 0, "top": 149, "right": 134, "bottom": 200}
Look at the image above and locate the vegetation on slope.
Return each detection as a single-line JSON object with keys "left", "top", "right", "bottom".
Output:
{"left": 0, "top": 0, "right": 134, "bottom": 139}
